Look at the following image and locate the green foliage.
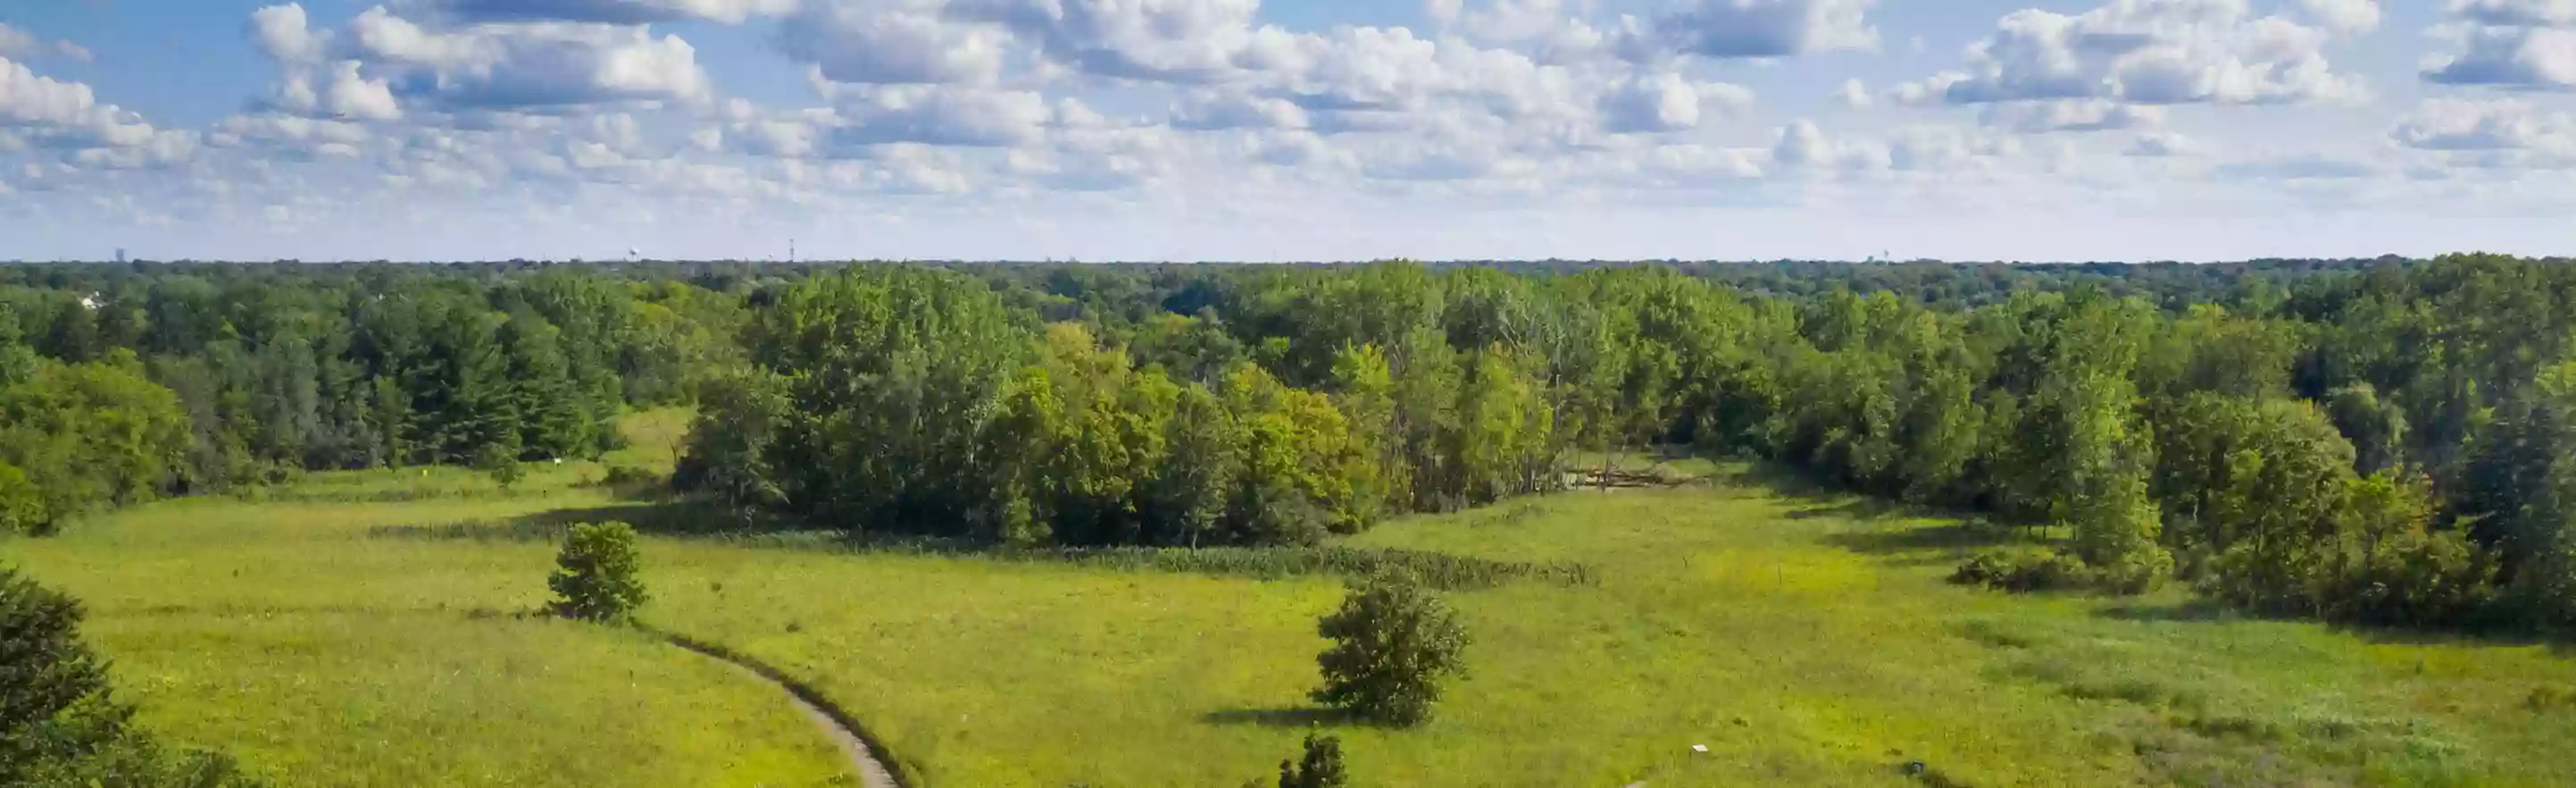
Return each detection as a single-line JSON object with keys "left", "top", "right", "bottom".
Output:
{"left": 547, "top": 522, "right": 647, "bottom": 624}
{"left": 0, "top": 352, "right": 192, "bottom": 532}
{"left": 1313, "top": 567, "right": 1470, "bottom": 727}
{"left": 1277, "top": 731, "right": 1347, "bottom": 788}
{"left": 1949, "top": 549, "right": 2094, "bottom": 593}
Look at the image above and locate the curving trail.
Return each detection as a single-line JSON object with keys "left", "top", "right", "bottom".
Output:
{"left": 656, "top": 631, "right": 906, "bottom": 788}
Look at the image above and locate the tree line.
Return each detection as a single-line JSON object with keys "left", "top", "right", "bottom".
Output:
{"left": 0, "top": 264, "right": 742, "bottom": 533}
{"left": 10, "top": 256, "right": 2576, "bottom": 632}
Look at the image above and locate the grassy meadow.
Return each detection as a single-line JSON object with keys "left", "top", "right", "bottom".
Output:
{"left": 8, "top": 414, "right": 2576, "bottom": 786}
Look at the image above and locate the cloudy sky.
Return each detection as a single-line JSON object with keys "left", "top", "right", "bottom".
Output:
{"left": 0, "top": 0, "right": 2570, "bottom": 262}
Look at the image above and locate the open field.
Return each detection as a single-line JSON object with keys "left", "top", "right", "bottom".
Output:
{"left": 10, "top": 415, "right": 2576, "bottom": 787}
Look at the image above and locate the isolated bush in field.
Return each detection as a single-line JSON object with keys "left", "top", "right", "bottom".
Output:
{"left": 597, "top": 464, "right": 663, "bottom": 489}
{"left": 2, "top": 566, "right": 260, "bottom": 787}
{"left": 475, "top": 443, "right": 526, "bottom": 489}
{"left": 1313, "top": 567, "right": 1469, "bottom": 726}
{"left": 1277, "top": 730, "right": 1347, "bottom": 788}
{"left": 547, "top": 522, "right": 647, "bottom": 623}
{"left": 1949, "top": 549, "right": 2090, "bottom": 593}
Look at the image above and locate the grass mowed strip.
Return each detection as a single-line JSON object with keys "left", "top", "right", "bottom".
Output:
{"left": 13, "top": 444, "right": 2576, "bottom": 786}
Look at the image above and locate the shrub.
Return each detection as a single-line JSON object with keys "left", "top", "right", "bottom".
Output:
{"left": 547, "top": 522, "right": 648, "bottom": 623}
{"left": 1312, "top": 567, "right": 1469, "bottom": 726}
{"left": 1949, "top": 549, "right": 2091, "bottom": 593}
{"left": 1277, "top": 731, "right": 1347, "bottom": 788}
{"left": 596, "top": 465, "right": 664, "bottom": 489}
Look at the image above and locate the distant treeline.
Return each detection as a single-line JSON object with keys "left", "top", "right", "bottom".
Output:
{"left": 10, "top": 256, "right": 2576, "bottom": 632}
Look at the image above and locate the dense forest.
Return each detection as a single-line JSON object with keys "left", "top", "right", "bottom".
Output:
{"left": 4, "top": 256, "right": 2574, "bottom": 632}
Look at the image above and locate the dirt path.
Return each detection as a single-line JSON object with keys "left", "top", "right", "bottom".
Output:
{"left": 658, "top": 633, "right": 905, "bottom": 788}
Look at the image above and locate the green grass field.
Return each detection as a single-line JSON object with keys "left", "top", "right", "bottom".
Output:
{"left": 9, "top": 412, "right": 2576, "bottom": 786}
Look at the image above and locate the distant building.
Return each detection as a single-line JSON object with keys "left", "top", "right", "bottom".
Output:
{"left": 79, "top": 292, "right": 104, "bottom": 311}
{"left": 114, "top": 248, "right": 127, "bottom": 264}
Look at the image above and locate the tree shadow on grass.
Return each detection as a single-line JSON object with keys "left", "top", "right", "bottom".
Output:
{"left": 1198, "top": 708, "right": 1344, "bottom": 728}
{"left": 367, "top": 497, "right": 832, "bottom": 545}
{"left": 1818, "top": 523, "right": 2022, "bottom": 568}
{"left": 2092, "top": 598, "right": 2247, "bottom": 625}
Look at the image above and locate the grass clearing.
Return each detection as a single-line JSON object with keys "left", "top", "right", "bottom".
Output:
{"left": 9, "top": 413, "right": 2576, "bottom": 786}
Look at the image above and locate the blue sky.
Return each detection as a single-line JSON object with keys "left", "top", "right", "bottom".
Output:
{"left": 0, "top": 0, "right": 2571, "bottom": 262}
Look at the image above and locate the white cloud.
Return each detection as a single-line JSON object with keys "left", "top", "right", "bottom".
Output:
{"left": 2298, "top": 0, "right": 2381, "bottom": 35}
{"left": 347, "top": 8, "right": 714, "bottom": 109}
{"left": 250, "top": 4, "right": 329, "bottom": 63}
{"left": 2392, "top": 98, "right": 2576, "bottom": 166}
{"left": 1833, "top": 78, "right": 1872, "bottom": 108}
{"left": 1172, "top": 89, "right": 1309, "bottom": 130}
{"left": 1598, "top": 72, "right": 1700, "bottom": 133}
{"left": 2446, "top": 0, "right": 2576, "bottom": 28}
{"left": 1772, "top": 119, "right": 1886, "bottom": 170}
{"left": 1638, "top": 0, "right": 1879, "bottom": 60}
{"left": 1897, "top": 0, "right": 2370, "bottom": 110}
{"left": 0, "top": 22, "right": 93, "bottom": 63}
{"left": 0, "top": 55, "right": 185, "bottom": 158}
{"left": 1978, "top": 99, "right": 2163, "bottom": 132}
{"left": 953, "top": 0, "right": 1264, "bottom": 82}
{"left": 323, "top": 61, "right": 403, "bottom": 121}
{"left": 829, "top": 85, "right": 1051, "bottom": 148}
{"left": 435, "top": 0, "right": 800, "bottom": 25}
{"left": 2423, "top": 25, "right": 2576, "bottom": 89}
{"left": 779, "top": 5, "right": 1009, "bottom": 85}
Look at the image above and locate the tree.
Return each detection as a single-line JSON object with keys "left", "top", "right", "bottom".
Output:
{"left": 547, "top": 522, "right": 647, "bottom": 624}
{"left": 1312, "top": 568, "right": 1470, "bottom": 726}
{"left": 1277, "top": 731, "right": 1348, "bottom": 788}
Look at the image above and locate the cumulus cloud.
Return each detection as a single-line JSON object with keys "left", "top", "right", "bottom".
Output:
{"left": 348, "top": 8, "right": 714, "bottom": 109}
{"left": 950, "top": 0, "right": 1265, "bottom": 82}
{"left": 1833, "top": 78, "right": 1872, "bottom": 108}
{"left": 2298, "top": 0, "right": 2381, "bottom": 35}
{"left": 2390, "top": 97, "right": 2576, "bottom": 170}
{"left": 1894, "top": 0, "right": 2371, "bottom": 129}
{"left": 1639, "top": 0, "right": 1879, "bottom": 60}
{"left": 1772, "top": 119, "right": 1888, "bottom": 170}
{"left": 829, "top": 85, "right": 1051, "bottom": 148}
{"left": 1171, "top": 89, "right": 1309, "bottom": 130}
{"left": 779, "top": 4, "right": 1009, "bottom": 85}
{"left": 0, "top": 22, "right": 94, "bottom": 63}
{"left": 1598, "top": 72, "right": 1700, "bottom": 133}
{"left": 250, "top": 4, "right": 329, "bottom": 63}
{"left": 435, "top": 0, "right": 799, "bottom": 25}
{"left": 1978, "top": 99, "right": 2163, "bottom": 132}
{"left": 0, "top": 55, "right": 185, "bottom": 158}
{"left": 2423, "top": 25, "right": 2576, "bottom": 90}
{"left": 2447, "top": 0, "right": 2576, "bottom": 28}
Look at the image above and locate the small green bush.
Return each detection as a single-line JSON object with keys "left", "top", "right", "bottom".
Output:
{"left": 1313, "top": 567, "right": 1469, "bottom": 726}
{"left": 596, "top": 465, "right": 664, "bottom": 489}
{"left": 547, "top": 522, "right": 648, "bottom": 623}
{"left": 1277, "top": 731, "right": 1347, "bottom": 788}
{"left": 1949, "top": 549, "right": 2090, "bottom": 593}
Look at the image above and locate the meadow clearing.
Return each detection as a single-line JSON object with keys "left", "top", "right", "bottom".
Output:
{"left": 8, "top": 415, "right": 2576, "bottom": 787}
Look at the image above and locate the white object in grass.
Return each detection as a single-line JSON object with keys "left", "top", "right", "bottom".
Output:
{"left": 1690, "top": 744, "right": 1707, "bottom": 753}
